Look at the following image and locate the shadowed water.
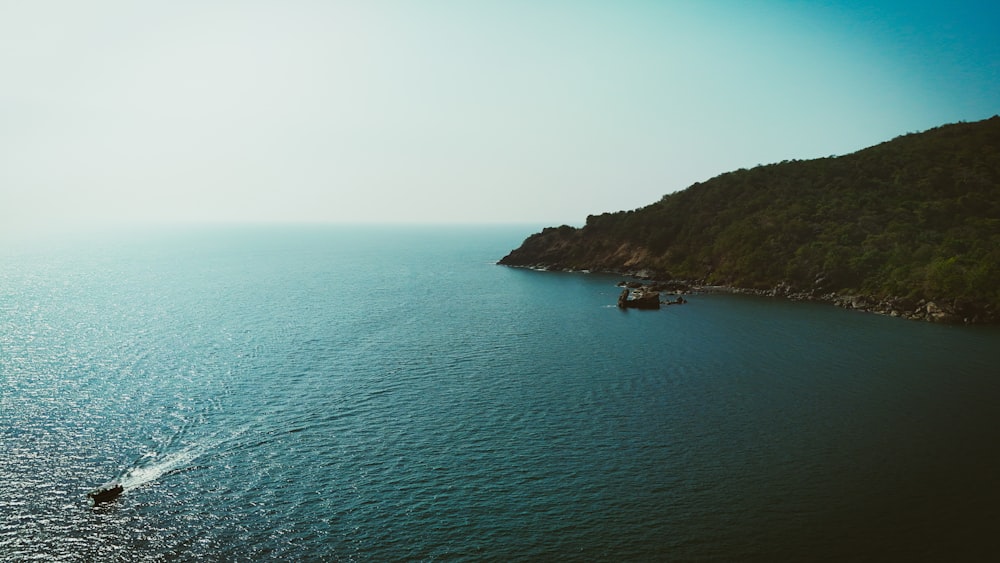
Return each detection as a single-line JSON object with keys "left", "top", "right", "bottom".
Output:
{"left": 2, "top": 225, "right": 999, "bottom": 561}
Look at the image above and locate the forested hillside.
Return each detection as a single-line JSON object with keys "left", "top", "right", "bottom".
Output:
{"left": 499, "top": 116, "right": 1000, "bottom": 323}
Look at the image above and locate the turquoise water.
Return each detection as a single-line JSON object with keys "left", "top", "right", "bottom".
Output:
{"left": 2, "top": 225, "right": 999, "bottom": 561}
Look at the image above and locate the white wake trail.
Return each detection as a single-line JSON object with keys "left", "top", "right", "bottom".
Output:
{"left": 116, "top": 427, "right": 247, "bottom": 491}
{"left": 118, "top": 444, "right": 205, "bottom": 490}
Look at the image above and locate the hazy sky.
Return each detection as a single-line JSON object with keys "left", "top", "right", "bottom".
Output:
{"left": 2, "top": 1, "right": 998, "bottom": 232}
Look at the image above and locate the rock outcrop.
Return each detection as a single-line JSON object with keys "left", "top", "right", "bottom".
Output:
{"left": 617, "top": 287, "right": 661, "bottom": 309}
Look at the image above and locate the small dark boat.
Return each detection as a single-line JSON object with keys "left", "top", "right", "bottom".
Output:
{"left": 88, "top": 482, "right": 124, "bottom": 505}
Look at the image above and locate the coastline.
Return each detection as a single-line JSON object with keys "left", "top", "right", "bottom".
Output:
{"left": 498, "top": 263, "right": 998, "bottom": 325}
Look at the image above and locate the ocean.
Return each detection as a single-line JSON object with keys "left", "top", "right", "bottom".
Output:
{"left": 2, "top": 224, "right": 999, "bottom": 561}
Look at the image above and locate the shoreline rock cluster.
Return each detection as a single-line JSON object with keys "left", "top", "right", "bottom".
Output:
{"left": 617, "top": 286, "right": 661, "bottom": 309}
{"left": 615, "top": 280, "right": 690, "bottom": 310}
{"left": 690, "top": 281, "right": 997, "bottom": 325}
{"left": 506, "top": 263, "right": 996, "bottom": 324}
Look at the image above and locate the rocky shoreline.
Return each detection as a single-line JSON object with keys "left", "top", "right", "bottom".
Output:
{"left": 505, "top": 264, "right": 998, "bottom": 325}
{"left": 696, "top": 283, "right": 998, "bottom": 325}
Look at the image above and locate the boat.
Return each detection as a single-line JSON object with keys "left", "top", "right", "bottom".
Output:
{"left": 88, "top": 482, "right": 124, "bottom": 505}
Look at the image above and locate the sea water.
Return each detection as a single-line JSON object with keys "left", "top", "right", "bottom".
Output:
{"left": 2, "top": 225, "right": 999, "bottom": 561}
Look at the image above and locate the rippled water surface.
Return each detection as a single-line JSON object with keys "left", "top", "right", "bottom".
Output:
{"left": 2, "top": 225, "right": 999, "bottom": 561}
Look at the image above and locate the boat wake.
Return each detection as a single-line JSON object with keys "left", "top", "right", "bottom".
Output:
{"left": 116, "top": 427, "right": 246, "bottom": 491}
{"left": 118, "top": 444, "right": 205, "bottom": 490}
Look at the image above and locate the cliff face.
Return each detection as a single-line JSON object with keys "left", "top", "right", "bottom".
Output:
{"left": 499, "top": 117, "right": 1000, "bottom": 323}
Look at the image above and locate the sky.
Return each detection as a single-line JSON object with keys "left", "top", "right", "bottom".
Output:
{"left": 2, "top": 0, "right": 998, "bottom": 233}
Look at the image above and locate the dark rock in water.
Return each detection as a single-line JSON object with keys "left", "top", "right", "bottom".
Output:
{"left": 618, "top": 288, "right": 661, "bottom": 309}
{"left": 88, "top": 482, "right": 124, "bottom": 505}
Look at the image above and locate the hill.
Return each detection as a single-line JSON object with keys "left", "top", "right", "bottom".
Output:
{"left": 499, "top": 116, "right": 1000, "bottom": 323}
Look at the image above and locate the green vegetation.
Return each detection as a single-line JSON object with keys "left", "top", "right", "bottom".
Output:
{"left": 500, "top": 117, "right": 1000, "bottom": 319}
